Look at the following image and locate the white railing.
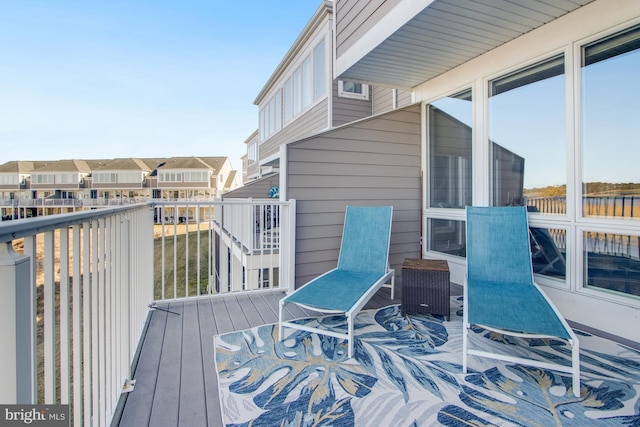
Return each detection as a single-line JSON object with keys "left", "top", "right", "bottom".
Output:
{"left": 0, "top": 203, "right": 154, "bottom": 426}
{"left": 0, "top": 198, "right": 297, "bottom": 425}
{"left": 153, "top": 199, "right": 295, "bottom": 300}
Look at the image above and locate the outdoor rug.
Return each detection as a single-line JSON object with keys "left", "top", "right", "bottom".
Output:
{"left": 214, "top": 297, "right": 640, "bottom": 426}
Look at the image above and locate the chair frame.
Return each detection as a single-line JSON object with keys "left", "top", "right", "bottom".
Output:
{"left": 279, "top": 206, "right": 394, "bottom": 358}
{"left": 462, "top": 206, "right": 580, "bottom": 397}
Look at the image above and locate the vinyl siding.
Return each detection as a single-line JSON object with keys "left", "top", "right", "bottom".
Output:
{"left": 332, "top": 80, "right": 373, "bottom": 127}
{"left": 259, "top": 99, "right": 329, "bottom": 162}
{"left": 372, "top": 86, "right": 394, "bottom": 115}
{"left": 335, "top": 0, "right": 401, "bottom": 58}
{"left": 286, "top": 104, "right": 422, "bottom": 288}
{"left": 222, "top": 174, "right": 280, "bottom": 199}
{"left": 397, "top": 89, "right": 412, "bottom": 108}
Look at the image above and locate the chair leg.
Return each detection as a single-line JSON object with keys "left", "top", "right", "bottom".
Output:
{"left": 278, "top": 300, "right": 285, "bottom": 341}
{"left": 462, "top": 322, "right": 468, "bottom": 373}
{"left": 390, "top": 274, "right": 395, "bottom": 300}
{"left": 571, "top": 339, "right": 580, "bottom": 397}
{"left": 348, "top": 314, "right": 354, "bottom": 358}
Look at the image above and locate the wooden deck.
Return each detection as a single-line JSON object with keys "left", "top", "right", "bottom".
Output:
{"left": 116, "top": 287, "right": 401, "bottom": 426}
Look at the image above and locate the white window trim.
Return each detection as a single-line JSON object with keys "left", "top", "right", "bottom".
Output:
{"left": 338, "top": 80, "right": 370, "bottom": 100}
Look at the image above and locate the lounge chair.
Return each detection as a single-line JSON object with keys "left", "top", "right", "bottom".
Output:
{"left": 463, "top": 206, "right": 580, "bottom": 397}
{"left": 279, "top": 205, "right": 395, "bottom": 358}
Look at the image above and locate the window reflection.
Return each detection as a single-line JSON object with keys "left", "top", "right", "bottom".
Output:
{"left": 489, "top": 55, "right": 566, "bottom": 213}
{"left": 582, "top": 25, "right": 640, "bottom": 220}
{"left": 428, "top": 218, "right": 466, "bottom": 257}
{"left": 530, "top": 227, "right": 566, "bottom": 279}
{"left": 583, "top": 231, "right": 640, "bottom": 297}
{"left": 428, "top": 89, "right": 472, "bottom": 209}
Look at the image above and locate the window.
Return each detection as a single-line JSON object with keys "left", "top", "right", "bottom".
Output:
{"left": 338, "top": 80, "right": 369, "bottom": 100}
{"left": 93, "top": 172, "right": 117, "bottom": 184}
{"left": 314, "top": 40, "right": 326, "bottom": 100}
{"left": 55, "top": 173, "right": 76, "bottom": 184}
{"left": 248, "top": 140, "right": 258, "bottom": 162}
{"left": 184, "top": 171, "right": 208, "bottom": 182}
{"left": 283, "top": 78, "right": 293, "bottom": 123}
{"left": 578, "top": 25, "right": 640, "bottom": 299}
{"left": 581, "top": 25, "right": 640, "bottom": 220}
{"left": 302, "top": 56, "right": 312, "bottom": 109}
{"left": 32, "top": 174, "right": 54, "bottom": 184}
{"left": 158, "top": 172, "right": 181, "bottom": 182}
{"left": 293, "top": 67, "right": 302, "bottom": 116}
{"left": 0, "top": 174, "right": 18, "bottom": 185}
{"left": 428, "top": 89, "right": 473, "bottom": 209}
{"left": 118, "top": 172, "right": 141, "bottom": 183}
{"left": 489, "top": 55, "right": 566, "bottom": 211}
{"left": 261, "top": 39, "right": 327, "bottom": 139}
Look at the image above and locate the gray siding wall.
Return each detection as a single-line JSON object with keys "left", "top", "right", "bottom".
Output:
{"left": 332, "top": 80, "right": 373, "bottom": 127}
{"left": 335, "top": 0, "right": 401, "bottom": 58}
{"left": 372, "top": 86, "right": 394, "bottom": 115}
{"left": 222, "top": 174, "right": 280, "bottom": 199}
{"left": 397, "top": 89, "right": 412, "bottom": 108}
{"left": 287, "top": 104, "right": 422, "bottom": 289}
{"left": 372, "top": 87, "right": 414, "bottom": 115}
{"left": 259, "top": 99, "right": 329, "bottom": 162}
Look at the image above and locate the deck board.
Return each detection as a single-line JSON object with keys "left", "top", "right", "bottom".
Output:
{"left": 148, "top": 302, "right": 183, "bottom": 427}
{"left": 178, "top": 301, "right": 207, "bottom": 427}
{"left": 117, "top": 288, "right": 401, "bottom": 426}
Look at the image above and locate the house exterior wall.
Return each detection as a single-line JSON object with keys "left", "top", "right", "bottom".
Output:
{"left": 335, "top": 0, "right": 401, "bottom": 58}
{"left": 259, "top": 99, "right": 329, "bottom": 162}
{"left": 331, "top": 80, "right": 373, "bottom": 127}
{"left": 335, "top": 0, "right": 640, "bottom": 343}
{"left": 223, "top": 174, "right": 280, "bottom": 200}
{"left": 286, "top": 104, "right": 422, "bottom": 288}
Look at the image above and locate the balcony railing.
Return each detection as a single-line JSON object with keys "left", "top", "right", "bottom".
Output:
{"left": 0, "top": 198, "right": 295, "bottom": 426}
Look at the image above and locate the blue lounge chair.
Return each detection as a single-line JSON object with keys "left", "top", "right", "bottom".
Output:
{"left": 279, "top": 206, "right": 395, "bottom": 358}
{"left": 463, "top": 206, "right": 580, "bottom": 397}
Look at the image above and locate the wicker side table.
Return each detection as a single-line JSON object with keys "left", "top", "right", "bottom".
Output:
{"left": 402, "top": 259, "right": 450, "bottom": 320}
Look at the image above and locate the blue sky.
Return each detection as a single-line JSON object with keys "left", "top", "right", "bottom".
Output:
{"left": 0, "top": 0, "right": 321, "bottom": 170}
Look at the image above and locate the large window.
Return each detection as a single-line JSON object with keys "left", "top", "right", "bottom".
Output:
{"left": 489, "top": 55, "right": 566, "bottom": 212}
{"left": 426, "top": 89, "right": 472, "bottom": 258}
{"left": 580, "top": 25, "right": 640, "bottom": 298}
{"left": 314, "top": 39, "right": 326, "bottom": 100}
{"left": 582, "top": 25, "right": 640, "bottom": 220}
{"left": 259, "top": 39, "right": 327, "bottom": 141}
{"left": 428, "top": 89, "right": 473, "bottom": 209}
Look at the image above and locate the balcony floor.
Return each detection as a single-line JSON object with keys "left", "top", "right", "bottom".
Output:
{"left": 116, "top": 287, "right": 401, "bottom": 426}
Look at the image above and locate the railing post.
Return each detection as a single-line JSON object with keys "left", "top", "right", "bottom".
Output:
{"left": 0, "top": 241, "right": 35, "bottom": 403}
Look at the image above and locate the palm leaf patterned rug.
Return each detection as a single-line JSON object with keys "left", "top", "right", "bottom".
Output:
{"left": 214, "top": 298, "right": 640, "bottom": 426}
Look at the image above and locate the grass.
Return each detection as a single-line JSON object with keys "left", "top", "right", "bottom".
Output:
{"left": 153, "top": 227, "right": 213, "bottom": 300}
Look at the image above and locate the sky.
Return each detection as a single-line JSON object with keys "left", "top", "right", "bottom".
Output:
{"left": 0, "top": 0, "right": 321, "bottom": 170}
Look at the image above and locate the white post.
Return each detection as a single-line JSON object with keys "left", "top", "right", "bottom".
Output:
{"left": 0, "top": 242, "right": 33, "bottom": 403}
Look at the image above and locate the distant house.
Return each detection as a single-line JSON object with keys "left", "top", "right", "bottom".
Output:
{"left": 29, "top": 159, "right": 91, "bottom": 200}
{"left": 155, "top": 156, "right": 236, "bottom": 200}
{"left": 0, "top": 155, "right": 241, "bottom": 220}
{"left": 88, "top": 158, "right": 152, "bottom": 201}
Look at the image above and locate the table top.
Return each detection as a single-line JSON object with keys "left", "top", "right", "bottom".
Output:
{"left": 402, "top": 258, "right": 449, "bottom": 272}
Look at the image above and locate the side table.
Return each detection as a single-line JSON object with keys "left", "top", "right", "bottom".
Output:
{"left": 402, "top": 258, "right": 450, "bottom": 320}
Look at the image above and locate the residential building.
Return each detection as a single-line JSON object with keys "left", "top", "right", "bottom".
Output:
{"left": 286, "top": 0, "right": 637, "bottom": 344}
{"left": 0, "top": 156, "right": 240, "bottom": 220}
{"left": 234, "top": 0, "right": 640, "bottom": 346}
{"left": 242, "top": 0, "right": 413, "bottom": 184}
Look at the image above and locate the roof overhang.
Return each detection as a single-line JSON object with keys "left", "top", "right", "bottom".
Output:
{"left": 336, "top": 0, "right": 593, "bottom": 89}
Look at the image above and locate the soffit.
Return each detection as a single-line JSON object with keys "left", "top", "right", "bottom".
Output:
{"left": 338, "top": 0, "right": 593, "bottom": 88}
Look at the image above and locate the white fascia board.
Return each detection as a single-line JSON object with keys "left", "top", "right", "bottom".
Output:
{"left": 335, "top": 0, "right": 435, "bottom": 78}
